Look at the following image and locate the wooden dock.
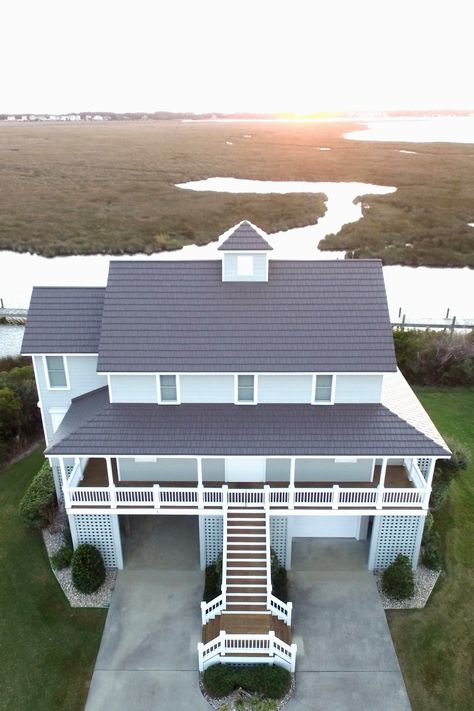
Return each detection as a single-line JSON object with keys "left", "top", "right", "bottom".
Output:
{"left": 0, "top": 305, "right": 28, "bottom": 324}
{"left": 392, "top": 308, "right": 474, "bottom": 331}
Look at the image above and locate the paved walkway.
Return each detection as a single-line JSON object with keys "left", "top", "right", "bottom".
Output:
{"left": 86, "top": 529, "right": 411, "bottom": 711}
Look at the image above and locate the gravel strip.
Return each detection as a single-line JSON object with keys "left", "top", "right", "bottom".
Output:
{"left": 42, "top": 512, "right": 116, "bottom": 609}
{"left": 375, "top": 565, "right": 441, "bottom": 609}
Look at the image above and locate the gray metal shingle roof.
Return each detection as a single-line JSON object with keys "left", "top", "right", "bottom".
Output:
{"left": 46, "top": 387, "right": 449, "bottom": 457}
{"left": 21, "top": 287, "right": 104, "bottom": 354}
{"left": 96, "top": 259, "right": 396, "bottom": 372}
{"left": 217, "top": 221, "right": 273, "bottom": 251}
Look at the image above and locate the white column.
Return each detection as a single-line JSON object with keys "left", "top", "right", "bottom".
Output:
{"left": 59, "top": 457, "right": 71, "bottom": 507}
{"left": 106, "top": 457, "right": 117, "bottom": 508}
{"left": 197, "top": 458, "right": 204, "bottom": 509}
{"left": 425, "top": 458, "right": 437, "bottom": 489}
{"left": 288, "top": 458, "right": 295, "bottom": 510}
{"left": 376, "top": 457, "right": 388, "bottom": 509}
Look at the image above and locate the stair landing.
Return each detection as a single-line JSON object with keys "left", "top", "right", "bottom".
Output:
{"left": 203, "top": 613, "right": 292, "bottom": 645}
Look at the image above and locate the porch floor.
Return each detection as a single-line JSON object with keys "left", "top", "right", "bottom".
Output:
{"left": 79, "top": 459, "right": 414, "bottom": 490}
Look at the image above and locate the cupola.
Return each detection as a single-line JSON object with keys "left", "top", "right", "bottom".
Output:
{"left": 218, "top": 221, "right": 273, "bottom": 282}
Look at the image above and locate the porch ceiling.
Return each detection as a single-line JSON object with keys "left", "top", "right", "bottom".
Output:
{"left": 46, "top": 387, "right": 449, "bottom": 458}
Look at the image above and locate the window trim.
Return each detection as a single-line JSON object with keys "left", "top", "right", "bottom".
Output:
{"left": 311, "top": 373, "right": 336, "bottom": 405}
{"left": 43, "top": 355, "right": 70, "bottom": 390}
{"left": 157, "top": 374, "right": 181, "bottom": 404}
{"left": 234, "top": 373, "right": 258, "bottom": 405}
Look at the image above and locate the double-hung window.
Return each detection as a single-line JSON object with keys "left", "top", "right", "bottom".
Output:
{"left": 237, "top": 374, "right": 256, "bottom": 403}
{"left": 45, "top": 355, "right": 68, "bottom": 389}
{"left": 159, "top": 374, "right": 178, "bottom": 403}
{"left": 313, "top": 374, "right": 334, "bottom": 404}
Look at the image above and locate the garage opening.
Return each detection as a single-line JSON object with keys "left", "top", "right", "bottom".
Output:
{"left": 120, "top": 514, "right": 200, "bottom": 570}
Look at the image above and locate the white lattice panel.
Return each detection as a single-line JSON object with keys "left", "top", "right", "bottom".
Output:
{"left": 270, "top": 517, "right": 288, "bottom": 567}
{"left": 417, "top": 458, "right": 431, "bottom": 478}
{"left": 70, "top": 514, "right": 120, "bottom": 567}
{"left": 371, "top": 515, "right": 424, "bottom": 570}
{"left": 204, "top": 516, "right": 223, "bottom": 565}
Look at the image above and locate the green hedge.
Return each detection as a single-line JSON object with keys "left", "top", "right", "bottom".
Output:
{"left": 18, "top": 461, "right": 56, "bottom": 529}
{"left": 203, "top": 664, "right": 291, "bottom": 699}
{"left": 71, "top": 544, "right": 105, "bottom": 594}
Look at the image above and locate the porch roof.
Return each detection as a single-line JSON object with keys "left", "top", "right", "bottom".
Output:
{"left": 46, "top": 386, "right": 449, "bottom": 458}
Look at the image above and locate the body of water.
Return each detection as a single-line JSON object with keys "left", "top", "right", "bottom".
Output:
{"left": 344, "top": 116, "right": 474, "bottom": 143}
{"left": 0, "top": 324, "right": 25, "bottom": 359}
{"left": 0, "top": 173, "right": 472, "bottom": 358}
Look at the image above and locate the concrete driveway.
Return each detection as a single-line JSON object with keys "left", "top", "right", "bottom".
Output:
{"left": 85, "top": 515, "right": 209, "bottom": 711}
{"left": 287, "top": 539, "right": 412, "bottom": 711}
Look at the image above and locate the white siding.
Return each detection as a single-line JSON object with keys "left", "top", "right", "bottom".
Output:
{"left": 180, "top": 375, "right": 234, "bottom": 403}
{"left": 295, "top": 458, "right": 373, "bottom": 482}
{"left": 223, "top": 252, "right": 268, "bottom": 281}
{"left": 110, "top": 374, "right": 157, "bottom": 403}
{"left": 202, "top": 459, "right": 225, "bottom": 482}
{"left": 258, "top": 375, "right": 312, "bottom": 403}
{"left": 266, "top": 459, "right": 291, "bottom": 481}
{"left": 34, "top": 355, "right": 106, "bottom": 444}
{"left": 335, "top": 375, "right": 383, "bottom": 403}
{"left": 118, "top": 457, "right": 197, "bottom": 481}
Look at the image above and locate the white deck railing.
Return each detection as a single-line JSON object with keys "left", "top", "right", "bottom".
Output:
{"left": 201, "top": 594, "right": 225, "bottom": 625}
{"left": 197, "top": 631, "right": 297, "bottom": 672}
{"left": 65, "top": 482, "right": 428, "bottom": 511}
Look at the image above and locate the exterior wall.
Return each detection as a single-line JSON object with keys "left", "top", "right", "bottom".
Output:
{"left": 222, "top": 252, "right": 267, "bottom": 281}
{"left": 180, "top": 375, "right": 234, "bottom": 403}
{"left": 118, "top": 457, "right": 197, "bottom": 481}
{"left": 291, "top": 515, "right": 361, "bottom": 538}
{"left": 266, "top": 459, "right": 291, "bottom": 481}
{"left": 202, "top": 459, "right": 225, "bottom": 482}
{"left": 69, "top": 512, "right": 123, "bottom": 568}
{"left": 110, "top": 374, "right": 157, "bottom": 403}
{"left": 368, "top": 514, "right": 425, "bottom": 570}
{"left": 258, "top": 375, "right": 312, "bottom": 403}
{"left": 34, "top": 355, "right": 106, "bottom": 444}
{"left": 295, "top": 458, "right": 373, "bottom": 482}
{"left": 335, "top": 374, "right": 383, "bottom": 403}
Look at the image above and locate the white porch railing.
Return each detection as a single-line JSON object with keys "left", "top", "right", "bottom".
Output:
{"left": 269, "top": 596, "right": 293, "bottom": 625}
{"left": 197, "top": 631, "right": 297, "bottom": 672}
{"left": 65, "top": 481, "right": 428, "bottom": 511}
{"left": 201, "top": 594, "right": 225, "bottom": 625}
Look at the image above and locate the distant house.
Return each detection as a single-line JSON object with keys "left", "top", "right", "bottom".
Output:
{"left": 21, "top": 221, "right": 450, "bottom": 673}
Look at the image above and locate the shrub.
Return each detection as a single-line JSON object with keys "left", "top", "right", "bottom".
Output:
{"left": 71, "top": 544, "right": 105, "bottom": 593}
{"left": 436, "top": 437, "right": 470, "bottom": 476}
{"left": 422, "top": 531, "right": 443, "bottom": 570}
{"left": 203, "top": 664, "right": 291, "bottom": 699}
{"left": 18, "top": 461, "right": 56, "bottom": 529}
{"left": 203, "top": 564, "right": 220, "bottom": 603}
{"left": 382, "top": 554, "right": 415, "bottom": 600}
{"left": 51, "top": 546, "right": 73, "bottom": 570}
{"left": 272, "top": 567, "right": 288, "bottom": 603}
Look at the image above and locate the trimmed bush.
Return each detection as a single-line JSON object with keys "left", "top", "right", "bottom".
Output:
{"left": 18, "top": 461, "right": 56, "bottom": 529}
{"left": 71, "top": 544, "right": 105, "bottom": 594}
{"left": 382, "top": 554, "right": 415, "bottom": 600}
{"left": 51, "top": 546, "right": 73, "bottom": 570}
{"left": 422, "top": 531, "right": 443, "bottom": 570}
{"left": 436, "top": 437, "right": 470, "bottom": 476}
{"left": 203, "top": 664, "right": 291, "bottom": 699}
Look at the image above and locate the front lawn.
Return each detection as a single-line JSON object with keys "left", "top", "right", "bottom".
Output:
{"left": 0, "top": 447, "right": 106, "bottom": 711}
{"left": 388, "top": 387, "right": 474, "bottom": 710}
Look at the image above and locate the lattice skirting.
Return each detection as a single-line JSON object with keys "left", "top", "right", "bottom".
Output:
{"left": 417, "top": 457, "right": 431, "bottom": 478}
{"left": 52, "top": 457, "right": 74, "bottom": 506}
{"left": 368, "top": 515, "right": 425, "bottom": 570}
{"left": 200, "top": 515, "right": 223, "bottom": 568}
{"left": 69, "top": 513, "right": 123, "bottom": 568}
{"left": 270, "top": 517, "right": 289, "bottom": 568}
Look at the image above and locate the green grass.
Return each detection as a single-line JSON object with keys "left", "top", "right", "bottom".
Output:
{"left": 0, "top": 447, "right": 106, "bottom": 711}
{"left": 388, "top": 387, "right": 474, "bottom": 711}
{"left": 0, "top": 120, "right": 473, "bottom": 265}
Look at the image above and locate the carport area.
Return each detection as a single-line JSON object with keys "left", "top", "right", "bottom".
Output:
{"left": 85, "top": 515, "right": 209, "bottom": 711}
{"left": 287, "top": 539, "right": 412, "bottom": 710}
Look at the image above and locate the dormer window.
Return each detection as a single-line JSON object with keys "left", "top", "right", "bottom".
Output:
{"left": 237, "top": 255, "right": 254, "bottom": 276}
{"left": 159, "top": 374, "right": 179, "bottom": 403}
{"left": 236, "top": 374, "right": 256, "bottom": 404}
{"left": 312, "top": 374, "right": 335, "bottom": 404}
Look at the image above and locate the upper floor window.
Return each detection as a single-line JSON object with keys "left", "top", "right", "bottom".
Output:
{"left": 313, "top": 374, "right": 334, "bottom": 404}
{"left": 159, "top": 374, "right": 178, "bottom": 403}
{"left": 236, "top": 374, "right": 256, "bottom": 403}
{"left": 237, "top": 255, "right": 254, "bottom": 276}
{"left": 44, "top": 355, "right": 69, "bottom": 389}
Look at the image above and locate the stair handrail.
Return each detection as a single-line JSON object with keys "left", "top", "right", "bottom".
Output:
{"left": 263, "top": 487, "right": 273, "bottom": 612}
{"left": 221, "top": 484, "right": 228, "bottom": 610}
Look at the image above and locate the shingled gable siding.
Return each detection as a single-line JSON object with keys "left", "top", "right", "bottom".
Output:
{"left": 109, "top": 374, "right": 158, "bottom": 403}
{"left": 222, "top": 252, "right": 268, "bottom": 281}
{"left": 33, "top": 355, "right": 106, "bottom": 445}
{"left": 335, "top": 375, "right": 383, "bottom": 403}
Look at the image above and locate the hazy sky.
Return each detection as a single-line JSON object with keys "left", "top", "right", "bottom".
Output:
{"left": 2, "top": 0, "right": 472, "bottom": 113}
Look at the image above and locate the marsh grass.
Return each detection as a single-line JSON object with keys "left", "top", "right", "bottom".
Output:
{"left": 1, "top": 121, "right": 473, "bottom": 265}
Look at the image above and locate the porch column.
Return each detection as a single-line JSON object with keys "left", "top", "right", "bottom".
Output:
{"left": 106, "top": 457, "right": 117, "bottom": 508}
{"left": 59, "top": 457, "right": 71, "bottom": 507}
{"left": 197, "top": 458, "right": 204, "bottom": 509}
{"left": 423, "top": 458, "right": 437, "bottom": 509}
{"left": 288, "top": 458, "right": 295, "bottom": 509}
{"left": 376, "top": 457, "right": 388, "bottom": 509}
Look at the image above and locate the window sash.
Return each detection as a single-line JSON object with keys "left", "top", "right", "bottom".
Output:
{"left": 160, "top": 375, "right": 177, "bottom": 402}
{"left": 314, "top": 374, "right": 333, "bottom": 402}
{"left": 237, "top": 375, "right": 255, "bottom": 402}
{"left": 46, "top": 356, "right": 67, "bottom": 388}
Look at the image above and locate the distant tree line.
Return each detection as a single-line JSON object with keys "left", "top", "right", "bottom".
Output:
{"left": 394, "top": 329, "right": 474, "bottom": 386}
{"left": 0, "top": 356, "right": 42, "bottom": 464}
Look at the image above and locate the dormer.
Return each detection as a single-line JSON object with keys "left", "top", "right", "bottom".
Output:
{"left": 218, "top": 221, "right": 273, "bottom": 282}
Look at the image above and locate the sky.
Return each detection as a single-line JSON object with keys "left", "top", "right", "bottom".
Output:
{"left": 1, "top": 0, "right": 472, "bottom": 114}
